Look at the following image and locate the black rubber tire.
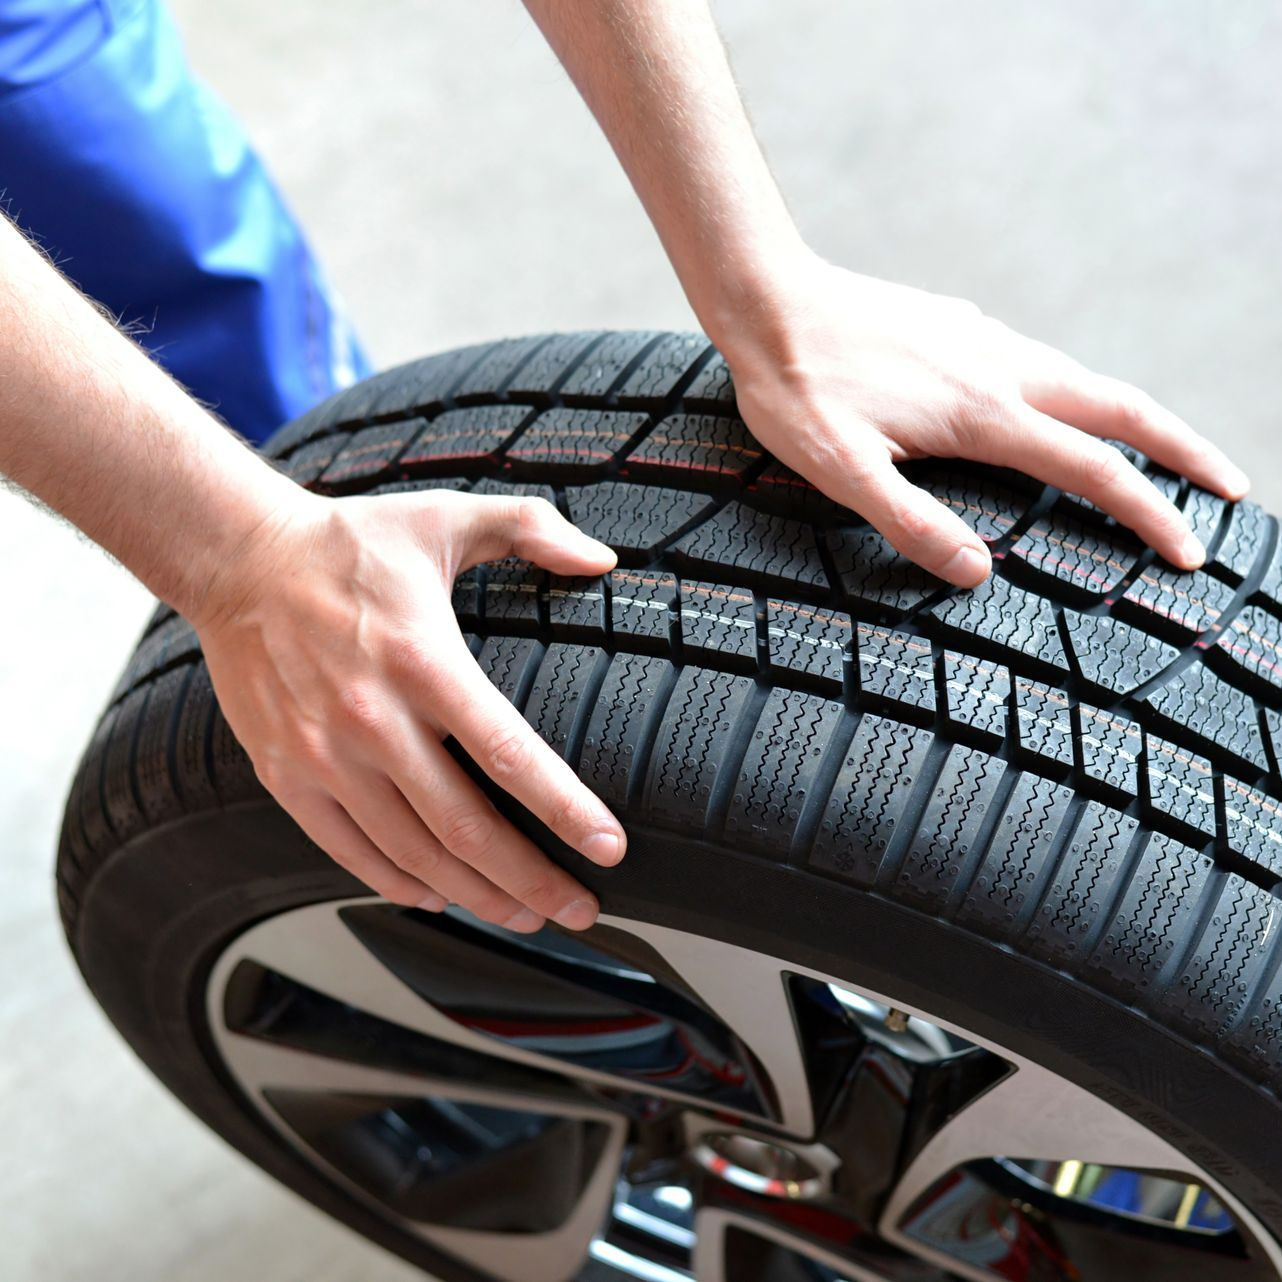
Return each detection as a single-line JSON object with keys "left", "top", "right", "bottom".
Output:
{"left": 57, "top": 330, "right": 1282, "bottom": 1269}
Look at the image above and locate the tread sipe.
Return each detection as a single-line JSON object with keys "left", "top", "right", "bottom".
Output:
{"left": 58, "top": 329, "right": 1282, "bottom": 1100}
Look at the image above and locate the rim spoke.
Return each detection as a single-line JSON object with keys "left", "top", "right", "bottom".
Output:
{"left": 219, "top": 897, "right": 781, "bottom": 1124}
{"left": 606, "top": 917, "right": 816, "bottom": 1136}
{"left": 213, "top": 1030, "right": 626, "bottom": 1282}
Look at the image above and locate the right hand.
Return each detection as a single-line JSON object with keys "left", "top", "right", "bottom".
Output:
{"left": 193, "top": 487, "right": 626, "bottom": 933}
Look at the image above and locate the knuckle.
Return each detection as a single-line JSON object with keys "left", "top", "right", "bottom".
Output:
{"left": 886, "top": 499, "right": 932, "bottom": 546}
{"left": 336, "top": 683, "right": 389, "bottom": 737}
{"left": 515, "top": 495, "right": 558, "bottom": 533}
{"left": 480, "top": 722, "right": 534, "bottom": 781}
{"left": 389, "top": 838, "right": 443, "bottom": 880}
{"left": 1080, "top": 443, "right": 1126, "bottom": 493}
{"left": 545, "top": 793, "right": 596, "bottom": 841}
{"left": 436, "top": 803, "right": 497, "bottom": 858}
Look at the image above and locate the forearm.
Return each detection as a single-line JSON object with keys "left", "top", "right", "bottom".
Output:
{"left": 522, "top": 0, "right": 806, "bottom": 349}
{"left": 0, "top": 214, "right": 302, "bottom": 621}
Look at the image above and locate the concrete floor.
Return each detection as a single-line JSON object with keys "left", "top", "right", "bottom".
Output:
{"left": 3, "top": 1, "right": 1281, "bottom": 1278}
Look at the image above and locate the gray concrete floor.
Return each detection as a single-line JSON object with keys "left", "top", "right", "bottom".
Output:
{"left": 3, "top": 1, "right": 1281, "bottom": 1278}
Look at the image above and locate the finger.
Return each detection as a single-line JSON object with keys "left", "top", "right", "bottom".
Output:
{"left": 428, "top": 652, "right": 628, "bottom": 867}
{"left": 981, "top": 406, "right": 1204, "bottom": 569}
{"left": 282, "top": 788, "right": 446, "bottom": 910}
{"left": 828, "top": 451, "right": 993, "bottom": 587}
{"left": 334, "top": 770, "right": 547, "bottom": 933}
{"left": 1022, "top": 364, "right": 1249, "bottom": 500}
{"left": 394, "top": 731, "right": 600, "bottom": 931}
{"left": 455, "top": 494, "right": 617, "bottom": 575}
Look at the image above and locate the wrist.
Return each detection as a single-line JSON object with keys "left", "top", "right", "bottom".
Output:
{"left": 160, "top": 435, "right": 322, "bottom": 632}
{"left": 692, "top": 239, "right": 822, "bottom": 365}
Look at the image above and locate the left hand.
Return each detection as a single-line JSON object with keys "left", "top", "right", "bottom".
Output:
{"left": 718, "top": 253, "right": 1249, "bottom": 587}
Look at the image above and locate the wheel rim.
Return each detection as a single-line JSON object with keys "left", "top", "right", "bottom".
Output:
{"left": 206, "top": 898, "right": 1282, "bottom": 1282}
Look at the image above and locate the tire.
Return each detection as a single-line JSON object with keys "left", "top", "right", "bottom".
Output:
{"left": 57, "top": 329, "right": 1282, "bottom": 1280}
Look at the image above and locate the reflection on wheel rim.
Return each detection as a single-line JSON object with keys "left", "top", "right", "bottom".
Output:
{"left": 206, "top": 899, "right": 1282, "bottom": 1282}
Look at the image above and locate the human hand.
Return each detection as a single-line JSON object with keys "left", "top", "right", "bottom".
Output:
{"left": 193, "top": 487, "right": 626, "bottom": 933}
{"left": 718, "top": 254, "right": 1249, "bottom": 586}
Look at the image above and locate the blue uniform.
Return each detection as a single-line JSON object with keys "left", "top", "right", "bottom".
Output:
{"left": 0, "top": 0, "right": 368, "bottom": 445}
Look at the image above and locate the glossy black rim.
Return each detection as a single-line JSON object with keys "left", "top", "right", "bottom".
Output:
{"left": 206, "top": 899, "right": 1282, "bottom": 1282}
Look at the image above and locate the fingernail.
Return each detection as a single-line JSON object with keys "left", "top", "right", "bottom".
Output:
{"left": 1180, "top": 532, "right": 1206, "bottom": 568}
{"left": 582, "top": 831, "right": 625, "bottom": 865}
{"left": 417, "top": 892, "right": 448, "bottom": 913}
{"left": 941, "top": 545, "right": 990, "bottom": 587}
{"left": 503, "top": 907, "right": 544, "bottom": 933}
{"left": 553, "top": 899, "right": 597, "bottom": 931}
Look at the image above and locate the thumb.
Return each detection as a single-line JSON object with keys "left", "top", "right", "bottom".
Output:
{"left": 455, "top": 494, "right": 617, "bottom": 575}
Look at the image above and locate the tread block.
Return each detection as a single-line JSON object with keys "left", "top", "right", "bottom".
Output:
{"left": 810, "top": 715, "right": 934, "bottom": 887}
{"left": 1163, "top": 875, "right": 1277, "bottom": 1042}
{"left": 1086, "top": 833, "right": 1211, "bottom": 1003}
{"left": 643, "top": 668, "right": 757, "bottom": 827}
{"left": 1212, "top": 500, "right": 1269, "bottom": 583}
{"left": 679, "top": 581, "right": 758, "bottom": 664}
{"left": 958, "top": 774, "right": 1074, "bottom": 941}
{"left": 483, "top": 560, "right": 542, "bottom": 625}
{"left": 209, "top": 701, "right": 255, "bottom": 797}
{"left": 1026, "top": 802, "right": 1139, "bottom": 968}
{"left": 450, "top": 335, "right": 554, "bottom": 398}
{"left": 320, "top": 421, "right": 417, "bottom": 486}
{"left": 558, "top": 331, "right": 661, "bottom": 397}
{"left": 470, "top": 477, "right": 556, "bottom": 503}
{"left": 1122, "top": 566, "right": 1234, "bottom": 636}
{"left": 1223, "top": 971, "right": 1282, "bottom": 1079}
{"left": 362, "top": 345, "right": 494, "bottom": 418}
{"left": 1218, "top": 604, "right": 1282, "bottom": 690}
{"left": 1078, "top": 705, "right": 1141, "bottom": 797}
{"left": 682, "top": 351, "right": 735, "bottom": 409}
{"left": 173, "top": 665, "right": 220, "bottom": 811}
{"left": 1013, "top": 677, "right": 1075, "bottom": 769}
{"left": 579, "top": 653, "right": 670, "bottom": 807}
{"left": 280, "top": 433, "right": 349, "bottom": 486}
{"left": 749, "top": 462, "right": 846, "bottom": 520}
{"left": 402, "top": 405, "right": 528, "bottom": 466}
{"left": 766, "top": 600, "right": 849, "bottom": 689}
{"left": 503, "top": 332, "right": 606, "bottom": 398}
{"left": 1062, "top": 611, "right": 1179, "bottom": 694}
{"left": 941, "top": 653, "right": 1010, "bottom": 745}
{"left": 610, "top": 570, "right": 677, "bottom": 645}
{"left": 133, "top": 667, "right": 190, "bottom": 827}
{"left": 565, "top": 481, "right": 712, "bottom": 557}
{"left": 1144, "top": 662, "right": 1268, "bottom": 772}
{"left": 1146, "top": 735, "right": 1217, "bottom": 839}
{"left": 673, "top": 502, "right": 829, "bottom": 588}
{"left": 1183, "top": 487, "right": 1228, "bottom": 553}
{"left": 1223, "top": 778, "right": 1282, "bottom": 878}
{"left": 893, "top": 744, "right": 1005, "bottom": 911}
{"left": 547, "top": 576, "right": 606, "bottom": 633}
{"left": 827, "top": 527, "right": 944, "bottom": 612}
{"left": 475, "top": 636, "right": 541, "bottom": 706}
{"left": 112, "top": 613, "right": 200, "bottom": 704}
{"left": 726, "top": 690, "right": 843, "bottom": 853}
{"left": 523, "top": 644, "right": 600, "bottom": 762}
{"left": 1012, "top": 513, "right": 1138, "bottom": 596}
{"left": 76, "top": 705, "right": 120, "bottom": 857}
{"left": 103, "top": 686, "right": 149, "bottom": 840}
{"left": 452, "top": 568, "right": 482, "bottom": 627}
{"left": 928, "top": 575, "right": 1068, "bottom": 674}
{"left": 856, "top": 625, "right": 935, "bottom": 712}
{"left": 624, "top": 412, "right": 759, "bottom": 481}
{"left": 916, "top": 469, "right": 1027, "bottom": 543}
{"left": 613, "top": 333, "right": 709, "bottom": 401}
{"left": 510, "top": 407, "right": 649, "bottom": 468}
